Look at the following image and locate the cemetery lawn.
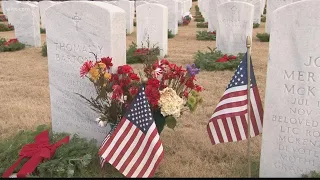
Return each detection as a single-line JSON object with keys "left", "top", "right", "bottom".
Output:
{"left": 0, "top": 2, "right": 269, "bottom": 178}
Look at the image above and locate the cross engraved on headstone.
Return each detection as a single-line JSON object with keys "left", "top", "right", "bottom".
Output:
{"left": 72, "top": 12, "right": 81, "bottom": 31}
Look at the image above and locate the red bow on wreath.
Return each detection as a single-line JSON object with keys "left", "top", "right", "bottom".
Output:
{"left": 216, "top": 54, "right": 237, "bottom": 63}
{"left": 2, "top": 130, "right": 69, "bottom": 178}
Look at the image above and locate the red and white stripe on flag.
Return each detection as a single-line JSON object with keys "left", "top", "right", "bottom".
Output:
{"left": 207, "top": 85, "right": 264, "bottom": 145}
{"left": 98, "top": 86, "right": 164, "bottom": 177}
{"left": 99, "top": 119, "right": 164, "bottom": 178}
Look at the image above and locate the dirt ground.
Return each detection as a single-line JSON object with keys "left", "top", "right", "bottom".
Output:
{"left": 0, "top": 2, "right": 269, "bottom": 177}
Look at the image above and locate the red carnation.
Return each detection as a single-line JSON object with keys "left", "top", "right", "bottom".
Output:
{"left": 80, "top": 60, "right": 94, "bottom": 77}
{"left": 101, "top": 57, "right": 113, "bottom": 69}
{"left": 112, "top": 85, "right": 123, "bottom": 100}
{"left": 147, "top": 78, "right": 160, "bottom": 88}
{"left": 145, "top": 85, "right": 160, "bottom": 107}
{"left": 160, "top": 59, "right": 169, "bottom": 65}
{"left": 118, "top": 65, "right": 133, "bottom": 74}
{"left": 129, "top": 73, "right": 140, "bottom": 81}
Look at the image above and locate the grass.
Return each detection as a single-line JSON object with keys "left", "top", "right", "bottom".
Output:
{"left": 256, "top": 33, "right": 270, "bottom": 42}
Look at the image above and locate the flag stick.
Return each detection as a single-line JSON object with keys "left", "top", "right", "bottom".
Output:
{"left": 246, "top": 36, "right": 252, "bottom": 178}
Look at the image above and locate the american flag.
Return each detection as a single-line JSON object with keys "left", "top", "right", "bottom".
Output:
{"left": 98, "top": 86, "right": 164, "bottom": 178}
{"left": 207, "top": 53, "right": 263, "bottom": 145}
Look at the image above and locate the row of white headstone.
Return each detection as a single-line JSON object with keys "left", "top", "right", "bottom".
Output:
{"left": 0, "top": 0, "right": 192, "bottom": 49}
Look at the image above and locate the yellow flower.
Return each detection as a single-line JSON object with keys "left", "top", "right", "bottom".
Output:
{"left": 104, "top": 73, "right": 112, "bottom": 80}
{"left": 89, "top": 63, "right": 106, "bottom": 81}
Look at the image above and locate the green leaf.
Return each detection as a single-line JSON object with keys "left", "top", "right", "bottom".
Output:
{"left": 165, "top": 116, "right": 177, "bottom": 130}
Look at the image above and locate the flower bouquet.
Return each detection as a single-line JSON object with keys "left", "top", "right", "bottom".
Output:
{"left": 79, "top": 55, "right": 203, "bottom": 134}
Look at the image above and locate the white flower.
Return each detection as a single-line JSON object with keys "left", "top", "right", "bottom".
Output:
{"left": 98, "top": 120, "right": 108, "bottom": 127}
{"left": 158, "top": 87, "right": 184, "bottom": 118}
{"left": 95, "top": 117, "right": 100, "bottom": 122}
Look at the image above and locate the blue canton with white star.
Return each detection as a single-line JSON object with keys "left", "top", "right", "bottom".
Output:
{"left": 124, "top": 86, "right": 154, "bottom": 134}
{"left": 227, "top": 53, "right": 257, "bottom": 90}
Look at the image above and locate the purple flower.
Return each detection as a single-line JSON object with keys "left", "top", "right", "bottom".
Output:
{"left": 186, "top": 64, "right": 200, "bottom": 76}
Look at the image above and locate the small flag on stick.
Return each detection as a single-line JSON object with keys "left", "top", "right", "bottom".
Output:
{"left": 99, "top": 86, "right": 164, "bottom": 178}
{"left": 207, "top": 53, "right": 264, "bottom": 145}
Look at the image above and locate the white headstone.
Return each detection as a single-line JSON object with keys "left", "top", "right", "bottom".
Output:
{"left": 39, "top": 1, "right": 56, "bottom": 29}
{"left": 216, "top": 1, "right": 254, "bottom": 54}
{"left": 158, "top": 0, "right": 178, "bottom": 35}
{"left": 115, "top": 0, "right": 134, "bottom": 34}
{"left": 177, "top": 0, "right": 184, "bottom": 24}
{"left": 232, "top": 0, "right": 261, "bottom": 24}
{"left": 4, "top": 1, "right": 19, "bottom": 24}
{"left": 46, "top": 1, "right": 126, "bottom": 144}
{"left": 136, "top": 1, "right": 149, "bottom": 7}
{"left": 208, "top": 0, "right": 230, "bottom": 32}
{"left": 137, "top": 3, "right": 168, "bottom": 57}
{"left": 261, "top": 0, "right": 265, "bottom": 15}
{"left": 201, "top": 0, "right": 209, "bottom": 21}
{"left": 265, "top": 0, "right": 293, "bottom": 34}
{"left": 11, "top": 2, "right": 41, "bottom": 47}
{"left": 260, "top": 0, "right": 320, "bottom": 177}
{"left": 1, "top": 1, "right": 7, "bottom": 16}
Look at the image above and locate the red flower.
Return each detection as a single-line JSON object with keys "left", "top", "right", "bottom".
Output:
{"left": 209, "top": 31, "right": 216, "bottom": 35}
{"left": 100, "top": 57, "right": 113, "bottom": 69}
{"left": 129, "top": 86, "right": 139, "bottom": 96}
{"left": 118, "top": 65, "right": 133, "bottom": 74}
{"left": 160, "top": 59, "right": 169, "bottom": 65}
{"left": 80, "top": 61, "right": 94, "bottom": 77}
{"left": 145, "top": 85, "right": 160, "bottom": 107}
{"left": 112, "top": 85, "right": 123, "bottom": 100}
{"left": 147, "top": 78, "right": 160, "bottom": 88}
{"left": 185, "top": 76, "right": 196, "bottom": 89}
{"left": 129, "top": 73, "right": 140, "bottom": 81}
{"left": 195, "top": 85, "right": 203, "bottom": 92}
{"left": 120, "top": 78, "right": 131, "bottom": 87}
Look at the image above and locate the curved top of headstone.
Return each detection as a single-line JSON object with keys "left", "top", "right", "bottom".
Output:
{"left": 137, "top": 1, "right": 167, "bottom": 10}
{"left": 46, "top": 1, "right": 125, "bottom": 15}
{"left": 219, "top": 1, "right": 254, "bottom": 9}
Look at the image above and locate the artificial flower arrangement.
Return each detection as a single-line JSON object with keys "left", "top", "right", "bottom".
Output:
{"left": 79, "top": 55, "right": 203, "bottom": 133}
